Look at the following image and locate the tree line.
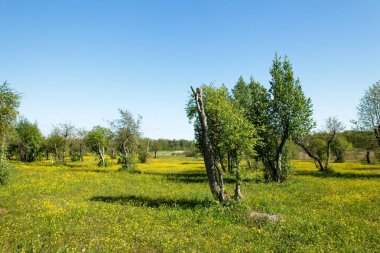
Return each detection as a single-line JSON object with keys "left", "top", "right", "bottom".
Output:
{"left": 0, "top": 85, "right": 195, "bottom": 172}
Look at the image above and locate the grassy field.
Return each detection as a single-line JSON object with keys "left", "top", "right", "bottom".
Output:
{"left": 0, "top": 155, "right": 379, "bottom": 252}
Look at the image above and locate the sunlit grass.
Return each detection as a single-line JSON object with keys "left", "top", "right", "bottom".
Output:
{"left": 0, "top": 156, "right": 379, "bottom": 252}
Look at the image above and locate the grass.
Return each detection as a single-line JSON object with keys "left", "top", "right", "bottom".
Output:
{"left": 0, "top": 156, "right": 379, "bottom": 252}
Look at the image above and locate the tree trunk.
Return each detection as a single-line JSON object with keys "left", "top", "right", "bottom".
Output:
{"left": 295, "top": 141, "right": 326, "bottom": 171}
{"left": 325, "top": 131, "right": 336, "bottom": 170}
{"left": 374, "top": 126, "right": 380, "bottom": 147}
{"left": 366, "top": 150, "right": 371, "bottom": 164}
{"left": 54, "top": 143, "right": 59, "bottom": 163}
{"left": 79, "top": 143, "right": 83, "bottom": 162}
{"left": 234, "top": 169, "right": 243, "bottom": 200}
{"left": 191, "top": 86, "right": 227, "bottom": 202}
{"left": 0, "top": 135, "right": 6, "bottom": 164}
{"left": 62, "top": 142, "right": 66, "bottom": 164}
{"left": 154, "top": 150, "right": 157, "bottom": 159}
{"left": 274, "top": 133, "right": 288, "bottom": 182}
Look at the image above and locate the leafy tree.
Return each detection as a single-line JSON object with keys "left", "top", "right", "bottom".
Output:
{"left": 296, "top": 117, "right": 344, "bottom": 171}
{"left": 355, "top": 80, "right": 380, "bottom": 147}
{"left": 324, "top": 116, "right": 344, "bottom": 167}
{"left": 232, "top": 76, "right": 270, "bottom": 169}
{"left": 0, "top": 81, "right": 21, "bottom": 164}
{"left": 69, "top": 128, "right": 87, "bottom": 162}
{"left": 187, "top": 86, "right": 227, "bottom": 202}
{"left": 111, "top": 109, "right": 142, "bottom": 169}
{"left": 187, "top": 85, "right": 258, "bottom": 200}
{"left": 345, "top": 130, "right": 377, "bottom": 163}
{"left": 331, "top": 134, "right": 352, "bottom": 163}
{"left": 85, "top": 126, "right": 113, "bottom": 166}
{"left": 45, "top": 127, "right": 65, "bottom": 163}
{"left": 54, "top": 123, "right": 75, "bottom": 163}
{"left": 9, "top": 118, "right": 44, "bottom": 162}
{"left": 267, "top": 54, "right": 314, "bottom": 181}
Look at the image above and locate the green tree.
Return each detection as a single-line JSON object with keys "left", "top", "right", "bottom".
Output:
{"left": 85, "top": 126, "right": 113, "bottom": 166}
{"left": 45, "top": 127, "right": 65, "bottom": 163}
{"left": 355, "top": 80, "right": 380, "bottom": 147}
{"left": 187, "top": 85, "right": 258, "bottom": 200}
{"left": 324, "top": 116, "right": 344, "bottom": 168}
{"left": 345, "top": 130, "right": 377, "bottom": 164}
{"left": 111, "top": 109, "right": 142, "bottom": 169}
{"left": 9, "top": 118, "right": 44, "bottom": 162}
{"left": 268, "top": 54, "right": 314, "bottom": 181}
{"left": 296, "top": 117, "right": 344, "bottom": 171}
{"left": 232, "top": 76, "right": 270, "bottom": 169}
{"left": 331, "top": 134, "right": 352, "bottom": 163}
{"left": 0, "top": 82, "right": 21, "bottom": 164}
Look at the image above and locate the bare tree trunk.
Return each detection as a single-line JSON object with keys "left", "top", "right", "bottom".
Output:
{"left": 374, "top": 126, "right": 380, "bottom": 147}
{"left": 154, "top": 150, "right": 157, "bottom": 159}
{"left": 366, "top": 150, "right": 371, "bottom": 164}
{"left": 191, "top": 86, "right": 227, "bottom": 202}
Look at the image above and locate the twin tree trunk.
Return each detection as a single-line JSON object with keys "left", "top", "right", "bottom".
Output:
{"left": 191, "top": 86, "right": 228, "bottom": 202}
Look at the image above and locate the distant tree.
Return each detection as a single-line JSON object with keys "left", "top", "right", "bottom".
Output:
{"left": 331, "top": 134, "right": 352, "bottom": 163}
{"left": 267, "top": 54, "right": 314, "bottom": 181}
{"left": 296, "top": 117, "right": 345, "bottom": 171}
{"left": 324, "top": 116, "right": 345, "bottom": 168}
{"left": 9, "top": 118, "right": 44, "bottom": 162}
{"left": 111, "top": 109, "right": 142, "bottom": 169}
{"left": 85, "top": 126, "right": 113, "bottom": 166}
{"left": 0, "top": 81, "right": 21, "bottom": 164}
{"left": 55, "top": 123, "right": 75, "bottom": 163}
{"left": 69, "top": 128, "right": 87, "bottom": 162}
{"left": 355, "top": 80, "right": 380, "bottom": 147}
{"left": 45, "top": 127, "right": 65, "bottom": 163}
{"left": 151, "top": 140, "right": 161, "bottom": 159}
{"left": 345, "top": 130, "right": 377, "bottom": 163}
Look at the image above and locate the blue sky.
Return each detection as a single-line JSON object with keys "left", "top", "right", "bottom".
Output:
{"left": 1, "top": 0, "right": 379, "bottom": 139}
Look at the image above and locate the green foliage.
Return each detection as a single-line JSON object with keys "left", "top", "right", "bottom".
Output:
{"left": 111, "top": 109, "right": 141, "bottom": 168}
{"left": 85, "top": 126, "right": 113, "bottom": 166}
{"left": 269, "top": 54, "right": 314, "bottom": 139}
{"left": 0, "top": 163, "right": 13, "bottom": 186}
{"left": 331, "top": 135, "right": 352, "bottom": 163}
{"left": 355, "top": 80, "right": 380, "bottom": 131}
{"left": 8, "top": 117, "right": 44, "bottom": 162}
{"left": 0, "top": 81, "right": 21, "bottom": 163}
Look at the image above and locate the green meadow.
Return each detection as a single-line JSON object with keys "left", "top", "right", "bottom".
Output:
{"left": 0, "top": 156, "right": 380, "bottom": 252}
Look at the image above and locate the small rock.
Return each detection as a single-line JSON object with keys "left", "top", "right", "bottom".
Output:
{"left": 250, "top": 211, "right": 280, "bottom": 222}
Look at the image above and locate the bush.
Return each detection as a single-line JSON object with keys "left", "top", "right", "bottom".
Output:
{"left": 0, "top": 163, "right": 14, "bottom": 186}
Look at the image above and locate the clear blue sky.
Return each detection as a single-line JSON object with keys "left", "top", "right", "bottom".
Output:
{"left": 1, "top": 0, "right": 379, "bottom": 140}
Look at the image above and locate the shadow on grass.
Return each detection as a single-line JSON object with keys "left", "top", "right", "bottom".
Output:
{"left": 295, "top": 170, "right": 380, "bottom": 179}
{"left": 89, "top": 195, "right": 212, "bottom": 209}
{"left": 67, "top": 168, "right": 114, "bottom": 173}
{"left": 165, "top": 173, "right": 261, "bottom": 184}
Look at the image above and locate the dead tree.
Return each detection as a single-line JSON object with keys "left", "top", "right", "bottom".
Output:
{"left": 190, "top": 86, "right": 227, "bottom": 202}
